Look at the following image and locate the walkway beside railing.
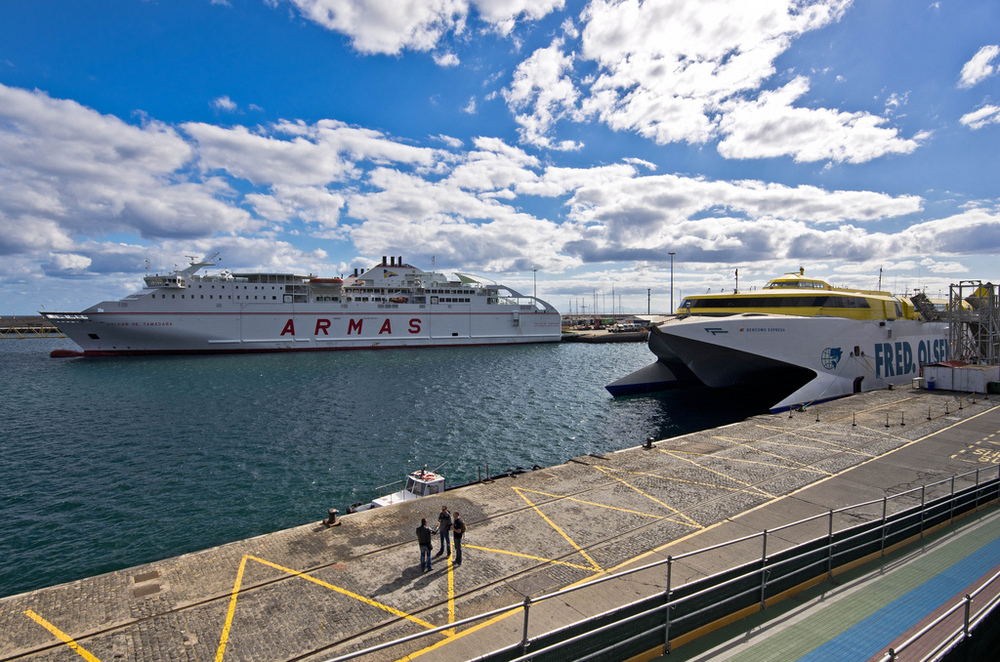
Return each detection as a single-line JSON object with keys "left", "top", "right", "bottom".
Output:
{"left": 325, "top": 467, "right": 1000, "bottom": 662}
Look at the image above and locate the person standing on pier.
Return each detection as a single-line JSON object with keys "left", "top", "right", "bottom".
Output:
{"left": 416, "top": 518, "right": 434, "bottom": 572}
{"left": 435, "top": 505, "right": 452, "bottom": 558}
{"left": 452, "top": 511, "right": 465, "bottom": 565}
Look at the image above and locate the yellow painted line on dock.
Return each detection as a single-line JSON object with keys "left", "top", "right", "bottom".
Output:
{"left": 593, "top": 466, "right": 703, "bottom": 529}
{"left": 214, "top": 555, "right": 249, "bottom": 662}
{"left": 447, "top": 555, "right": 456, "bottom": 636}
{"left": 464, "top": 544, "right": 603, "bottom": 571}
{"left": 24, "top": 609, "right": 102, "bottom": 662}
{"left": 515, "top": 487, "right": 669, "bottom": 519}
{"left": 214, "top": 555, "right": 444, "bottom": 662}
{"left": 513, "top": 487, "right": 603, "bottom": 572}
{"left": 249, "top": 555, "right": 438, "bottom": 628}
{"left": 657, "top": 449, "right": 775, "bottom": 500}
{"left": 600, "top": 466, "right": 748, "bottom": 495}
{"left": 754, "top": 426, "right": 879, "bottom": 457}
{"left": 676, "top": 444, "right": 832, "bottom": 476}
{"left": 394, "top": 604, "right": 526, "bottom": 662}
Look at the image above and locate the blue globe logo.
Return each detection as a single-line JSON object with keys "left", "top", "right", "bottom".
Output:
{"left": 821, "top": 347, "right": 843, "bottom": 370}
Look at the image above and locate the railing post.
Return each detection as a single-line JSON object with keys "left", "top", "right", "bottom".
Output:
{"left": 881, "top": 495, "right": 888, "bottom": 557}
{"left": 663, "top": 555, "right": 673, "bottom": 652}
{"left": 827, "top": 509, "right": 835, "bottom": 579}
{"left": 520, "top": 595, "right": 531, "bottom": 653}
{"left": 950, "top": 475, "right": 956, "bottom": 524}
{"left": 964, "top": 594, "right": 972, "bottom": 638}
{"left": 760, "top": 529, "right": 768, "bottom": 610}
{"left": 976, "top": 468, "right": 982, "bottom": 513}
{"left": 920, "top": 485, "right": 926, "bottom": 539}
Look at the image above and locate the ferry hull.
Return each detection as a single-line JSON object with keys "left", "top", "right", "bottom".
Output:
{"left": 44, "top": 307, "right": 562, "bottom": 355}
{"left": 43, "top": 254, "right": 563, "bottom": 356}
{"left": 609, "top": 314, "right": 949, "bottom": 411}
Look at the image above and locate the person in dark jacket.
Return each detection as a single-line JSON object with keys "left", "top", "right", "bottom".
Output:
{"left": 416, "top": 518, "right": 434, "bottom": 571}
{"left": 436, "top": 505, "right": 452, "bottom": 557}
{"left": 452, "top": 511, "right": 466, "bottom": 565}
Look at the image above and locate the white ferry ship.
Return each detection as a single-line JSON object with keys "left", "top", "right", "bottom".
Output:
{"left": 43, "top": 254, "right": 562, "bottom": 356}
{"left": 607, "top": 270, "right": 950, "bottom": 411}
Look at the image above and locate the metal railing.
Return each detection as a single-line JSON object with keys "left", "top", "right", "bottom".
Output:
{"left": 324, "top": 466, "right": 1000, "bottom": 662}
{"left": 879, "top": 566, "right": 1000, "bottom": 661}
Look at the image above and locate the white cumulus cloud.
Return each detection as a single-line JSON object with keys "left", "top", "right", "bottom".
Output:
{"left": 958, "top": 44, "right": 1000, "bottom": 88}
{"left": 960, "top": 105, "right": 1000, "bottom": 130}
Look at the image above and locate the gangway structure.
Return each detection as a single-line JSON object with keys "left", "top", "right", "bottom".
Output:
{"left": 949, "top": 280, "right": 1000, "bottom": 365}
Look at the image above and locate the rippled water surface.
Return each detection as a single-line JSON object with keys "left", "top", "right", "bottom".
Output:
{"left": 0, "top": 337, "right": 765, "bottom": 598}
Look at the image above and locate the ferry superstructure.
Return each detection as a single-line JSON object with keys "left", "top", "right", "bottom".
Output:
{"left": 607, "top": 270, "right": 950, "bottom": 411}
{"left": 42, "top": 254, "right": 562, "bottom": 356}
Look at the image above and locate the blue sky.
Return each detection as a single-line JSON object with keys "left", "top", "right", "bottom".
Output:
{"left": 1, "top": 0, "right": 999, "bottom": 316}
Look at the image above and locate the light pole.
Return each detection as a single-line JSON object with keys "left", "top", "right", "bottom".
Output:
{"left": 647, "top": 288, "right": 651, "bottom": 315}
{"left": 532, "top": 268, "right": 537, "bottom": 299}
{"left": 668, "top": 251, "right": 676, "bottom": 314}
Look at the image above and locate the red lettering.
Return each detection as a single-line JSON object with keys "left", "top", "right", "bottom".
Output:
{"left": 280, "top": 319, "right": 295, "bottom": 336}
{"left": 408, "top": 318, "right": 422, "bottom": 334}
{"left": 379, "top": 319, "right": 392, "bottom": 335}
{"left": 315, "top": 319, "right": 331, "bottom": 335}
{"left": 348, "top": 318, "right": 363, "bottom": 335}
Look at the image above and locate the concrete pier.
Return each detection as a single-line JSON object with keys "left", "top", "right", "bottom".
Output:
{"left": 2, "top": 387, "right": 999, "bottom": 662}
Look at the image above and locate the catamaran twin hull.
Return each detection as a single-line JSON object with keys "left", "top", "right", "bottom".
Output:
{"left": 607, "top": 314, "right": 949, "bottom": 411}
{"left": 44, "top": 307, "right": 563, "bottom": 355}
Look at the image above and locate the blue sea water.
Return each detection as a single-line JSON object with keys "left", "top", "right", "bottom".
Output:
{"left": 0, "top": 337, "right": 765, "bottom": 599}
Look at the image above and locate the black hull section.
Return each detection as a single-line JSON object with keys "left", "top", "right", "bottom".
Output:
{"left": 608, "top": 323, "right": 816, "bottom": 410}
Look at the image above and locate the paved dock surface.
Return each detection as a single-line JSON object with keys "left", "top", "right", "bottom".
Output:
{"left": 3, "top": 387, "right": 1000, "bottom": 662}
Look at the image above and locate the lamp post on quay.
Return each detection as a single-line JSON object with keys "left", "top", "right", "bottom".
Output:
{"left": 668, "top": 251, "right": 676, "bottom": 314}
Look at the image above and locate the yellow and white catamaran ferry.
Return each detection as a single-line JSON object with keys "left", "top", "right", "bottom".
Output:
{"left": 607, "top": 270, "right": 950, "bottom": 411}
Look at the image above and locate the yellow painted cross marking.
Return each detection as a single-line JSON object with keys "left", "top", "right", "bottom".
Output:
{"left": 658, "top": 449, "right": 775, "bottom": 499}
{"left": 215, "top": 555, "right": 445, "bottom": 662}
{"left": 768, "top": 431, "right": 875, "bottom": 457}
{"left": 593, "top": 466, "right": 703, "bottom": 529}
{"left": 24, "top": 609, "right": 102, "bottom": 662}
{"left": 515, "top": 487, "right": 667, "bottom": 519}
{"left": 513, "top": 487, "right": 603, "bottom": 572}
{"left": 676, "top": 444, "right": 831, "bottom": 476}
{"left": 598, "top": 465, "right": 749, "bottom": 495}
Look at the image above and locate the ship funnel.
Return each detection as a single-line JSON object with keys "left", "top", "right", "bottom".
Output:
{"left": 390, "top": 256, "right": 396, "bottom": 266}
{"left": 382, "top": 255, "right": 387, "bottom": 265}
{"left": 398, "top": 255, "right": 403, "bottom": 266}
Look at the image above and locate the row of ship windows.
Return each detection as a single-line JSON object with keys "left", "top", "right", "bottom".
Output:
{"left": 152, "top": 294, "right": 278, "bottom": 300}
{"left": 681, "top": 295, "right": 873, "bottom": 309}
{"left": 190, "top": 284, "right": 279, "bottom": 289}
{"left": 150, "top": 294, "right": 473, "bottom": 303}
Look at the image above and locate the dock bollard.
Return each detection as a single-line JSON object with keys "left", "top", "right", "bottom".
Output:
{"left": 323, "top": 509, "right": 340, "bottom": 527}
{"left": 644, "top": 436, "right": 655, "bottom": 450}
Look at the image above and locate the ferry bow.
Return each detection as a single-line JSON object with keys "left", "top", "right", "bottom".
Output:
{"left": 607, "top": 270, "right": 950, "bottom": 412}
